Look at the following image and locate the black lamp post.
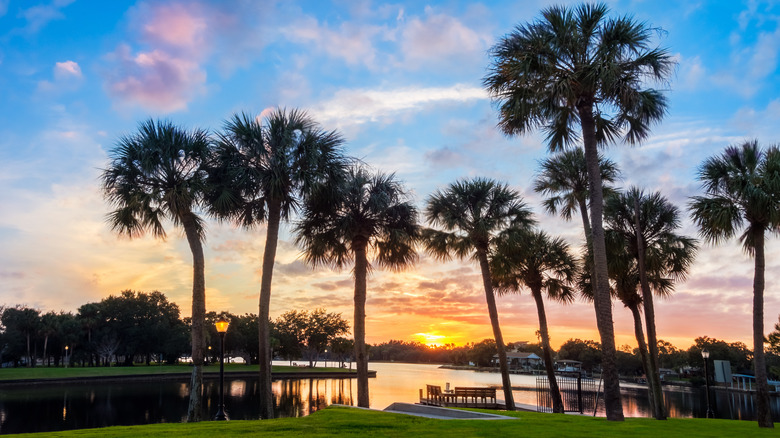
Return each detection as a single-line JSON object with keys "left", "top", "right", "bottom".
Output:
{"left": 701, "top": 348, "right": 714, "bottom": 418}
{"left": 214, "top": 318, "right": 230, "bottom": 421}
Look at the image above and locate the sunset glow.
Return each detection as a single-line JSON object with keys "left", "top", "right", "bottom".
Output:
{"left": 0, "top": 1, "right": 779, "bottom": 353}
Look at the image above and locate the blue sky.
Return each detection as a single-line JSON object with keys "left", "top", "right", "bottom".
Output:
{"left": 1, "top": 0, "right": 779, "bottom": 348}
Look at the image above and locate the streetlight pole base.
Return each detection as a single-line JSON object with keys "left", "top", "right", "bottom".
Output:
{"left": 214, "top": 407, "right": 228, "bottom": 421}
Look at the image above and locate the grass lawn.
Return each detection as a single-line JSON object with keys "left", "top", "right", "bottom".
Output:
{"left": 3, "top": 405, "right": 776, "bottom": 437}
{"left": 0, "top": 364, "right": 352, "bottom": 381}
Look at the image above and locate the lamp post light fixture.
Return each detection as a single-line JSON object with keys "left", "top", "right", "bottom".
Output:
{"left": 214, "top": 318, "right": 230, "bottom": 421}
{"left": 701, "top": 348, "right": 714, "bottom": 418}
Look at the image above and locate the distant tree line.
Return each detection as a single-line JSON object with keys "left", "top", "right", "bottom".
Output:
{"left": 0, "top": 292, "right": 349, "bottom": 369}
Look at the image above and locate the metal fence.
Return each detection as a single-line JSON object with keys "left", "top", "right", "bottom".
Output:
{"left": 536, "top": 375, "right": 600, "bottom": 414}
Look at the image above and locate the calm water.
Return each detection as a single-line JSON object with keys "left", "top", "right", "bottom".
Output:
{"left": 0, "top": 362, "right": 778, "bottom": 434}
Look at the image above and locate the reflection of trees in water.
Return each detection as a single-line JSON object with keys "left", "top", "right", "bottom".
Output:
{"left": 274, "top": 378, "right": 354, "bottom": 417}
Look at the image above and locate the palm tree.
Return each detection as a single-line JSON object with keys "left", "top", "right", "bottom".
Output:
{"left": 101, "top": 119, "right": 211, "bottom": 422}
{"left": 423, "top": 178, "right": 535, "bottom": 410}
{"left": 492, "top": 229, "right": 577, "bottom": 414}
{"left": 207, "top": 108, "right": 346, "bottom": 418}
{"left": 295, "top": 166, "right": 419, "bottom": 407}
{"left": 690, "top": 141, "right": 780, "bottom": 428}
{"left": 602, "top": 226, "right": 695, "bottom": 419}
{"left": 605, "top": 187, "right": 697, "bottom": 419}
{"left": 484, "top": 3, "right": 674, "bottom": 420}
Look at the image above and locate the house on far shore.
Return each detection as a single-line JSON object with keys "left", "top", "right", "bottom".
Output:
{"left": 492, "top": 352, "right": 543, "bottom": 371}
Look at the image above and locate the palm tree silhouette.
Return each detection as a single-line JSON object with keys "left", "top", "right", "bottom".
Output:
{"left": 492, "top": 229, "right": 577, "bottom": 414}
{"left": 690, "top": 141, "right": 780, "bottom": 428}
{"left": 423, "top": 178, "right": 535, "bottom": 410}
{"left": 101, "top": 119, "right": 211, "bottom": 421}
{"left": 484, "top": 4, "right": 673, "bottom": 419}
{"left": 295, "top": 166, "right": 419, "bottom": 408}
{"left": 207, "top": 108, "right": 347, "bottom": 418}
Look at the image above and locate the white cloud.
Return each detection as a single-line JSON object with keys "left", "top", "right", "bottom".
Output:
{"left": 310, "top": 84, "right": 487, "bottom": 130}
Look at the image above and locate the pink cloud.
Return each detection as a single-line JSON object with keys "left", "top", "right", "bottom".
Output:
{"left": 141, "top": 3, "right": 208, "bottom": 51}
{"left": 106, "top": 45, "right": 206, "bottom": 113}
{"left": 283, "top": 16, "right": 384, "bottom": 68}
{"left": 399, "top": 8, "right": 488, "bottom": 68}
{"left": 54, "top": 60, "right": 82, "bottom": 79}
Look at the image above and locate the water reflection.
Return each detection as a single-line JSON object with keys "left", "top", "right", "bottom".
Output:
{"left": 0, "top": 362, "right": 777, "bottom": 434}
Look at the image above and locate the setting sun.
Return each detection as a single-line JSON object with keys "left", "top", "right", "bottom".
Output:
{"left": 413, "top": 332, "right": 449, "bottom": 347}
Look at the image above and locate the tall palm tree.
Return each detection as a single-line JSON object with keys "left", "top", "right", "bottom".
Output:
{"left": 295, "top": 166, "right": 419, "bottom": 408}
{"left": 603, "top": 227, "right": 695, "bottom": 419}
{"left": 484, "top": 3, "right": 674, "bottom": 420}
{"left": 101, "top": 119, "right": 211, "bottom": 422}
{"left": 492, "top": 229, "right": 577, "bottom": 414}
{"left": 605, "top": 187, "right": 697, "bottom": 420}
{"left": 690, "top": 141, "right": 780, "bottom": 428}
{"left": 423, "top": 178, "right": 535, "bottom": 410}
{"left": 207, "top": 108, "right": 347, "bottom": 418}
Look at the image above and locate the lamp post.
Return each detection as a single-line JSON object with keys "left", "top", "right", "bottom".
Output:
{"left": 214, "top": 318, "right": 230, "bottom": 421}
{"left": 64, "top": 345, "right": 69, "bottom": 368}
{"left": 701, "top": 348, "right": 714, "bottom": 418}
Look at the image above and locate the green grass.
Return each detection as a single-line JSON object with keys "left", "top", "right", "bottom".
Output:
{"left": 0, "top": 364, "right": 352, "bottom": 381}
{"left": 4, "top": 405, "right": 777, "bottom": 437}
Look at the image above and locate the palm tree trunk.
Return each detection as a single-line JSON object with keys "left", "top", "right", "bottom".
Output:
{"left": 477, "top": 249, "right": 515, "bottom": 410}
{"left": 628, "top": 301, "right": 655, "bottom": 417}
{"left": 258, "top": 199, "right": 282, "bottom": 419}
{"left": 752, "top": 227, "right": 773, "bottom": 428}
{"left": 532, "top": 287, "right": 563, "bottom": 413}
{"left": 182, "top": 213, "right": 206, "bottom": 422}
{"left": 578, "top": 101, "right": 624, "bottom": 421}
{"left": 353, "top": 238, "right": 370, "bottom": 408}
{"left": 633, "top": 198, "right": 666, "bottom": 420}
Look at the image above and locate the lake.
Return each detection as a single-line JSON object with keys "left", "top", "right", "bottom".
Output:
{"left": 0, "top": 361, "right": 777, "bottom": 434}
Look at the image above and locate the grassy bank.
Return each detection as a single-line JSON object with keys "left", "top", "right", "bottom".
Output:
{"left": 4, "top": 405, "right": 775, "bottom": 437}
{"left": 0, "top": 364, "right": 353, "bottom": 381}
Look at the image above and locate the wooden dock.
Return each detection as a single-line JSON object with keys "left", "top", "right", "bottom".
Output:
{"left": 420, "top": 384, "right": 500, "bottom": 409}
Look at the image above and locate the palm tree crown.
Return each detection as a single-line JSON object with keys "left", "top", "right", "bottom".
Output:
{"left": 424, "top": 178, "right": 535, "bottom": 258}
{"left": 534, "top": 149, "right": 619, "bottom": 229}
{"left": 102, "top": 119, "right": 210, "bottom": 239}
{"left": 690, "top": 141, "right": 780, "bottom": 252}
{"left": 295, "top": 166, "right": 419, "bottom": 271}
{"left": 208, "top": 108, "right": 347, "bottom": 225}
{"left": 484, "top": 3, "right": 673, "bottom": 149}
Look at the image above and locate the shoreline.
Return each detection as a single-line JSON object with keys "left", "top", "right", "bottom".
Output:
{"left": 0, "top": 369, "right": 376, "bottom": 386}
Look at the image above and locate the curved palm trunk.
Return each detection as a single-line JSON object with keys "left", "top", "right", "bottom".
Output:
{"left": 477, "top": 249, "right": 515, "bottom": 410}
{"left": 578, "top": 102, "right": 624, "bottom": 421}
{"left": 634, "top": 199, "right": 666, "bottom": 420}
{"left": 183, "top": 213, "right": 206, "bottom": 422}
{"left": 752, "top": 228, "right": 774, "bottom": 428}
{"left": 627, "top": 301, "right": 655, "bottom": 417}
{"left": 353, "top": 239, "right": 370, "bottom": 407}
{"left": 531, "top": 287, "right": 564, "bottom": 413}
{"left": 259, "top": 200, "right": 282, "bottom": 419}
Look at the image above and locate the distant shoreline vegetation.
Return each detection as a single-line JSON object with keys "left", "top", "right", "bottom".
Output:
{"left": 1, "top": 293, "right": 778, "bottom": 384}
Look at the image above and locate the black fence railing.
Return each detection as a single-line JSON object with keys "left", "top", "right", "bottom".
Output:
{"left": 536, "top": 375, "right": 600, "bottom": 414}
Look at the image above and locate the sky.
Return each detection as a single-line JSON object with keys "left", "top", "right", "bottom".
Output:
{"left": 1, "top": 0, "right": 779, "bottom": 351}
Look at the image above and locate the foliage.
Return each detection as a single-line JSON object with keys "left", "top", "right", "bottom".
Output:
{"left": 557, "top": 339, "right": 602, "bottom": 372}
{"left": 272, "top": 309, "right": 350, "bottom": 366}
{"left": 469, "top": 339, "right": 498, "bottom": 367}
